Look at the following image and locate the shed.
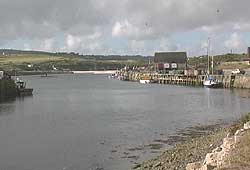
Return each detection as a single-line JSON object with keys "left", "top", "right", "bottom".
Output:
{"left": 154, "top": 52, "right": 187, "bottom": 70}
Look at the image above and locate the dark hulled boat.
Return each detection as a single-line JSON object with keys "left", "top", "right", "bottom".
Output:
{"left": 15, "top": 79, "right": 33, "bottom": 96}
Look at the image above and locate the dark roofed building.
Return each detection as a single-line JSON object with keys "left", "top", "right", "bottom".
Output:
{"left": 154, "top": 52, "right": 187, "bottom": 63}
{"left": 154, "top": 52, "right": 187, "bottom": 70}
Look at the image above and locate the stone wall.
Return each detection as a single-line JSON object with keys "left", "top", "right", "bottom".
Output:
{"left": 233, "top": 75, "right": 250, "bottom": 88}
{"left": 0, "top": 79, "right": 16, "bottom": 100}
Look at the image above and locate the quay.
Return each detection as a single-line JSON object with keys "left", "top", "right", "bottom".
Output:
{"left": 118, "top": 71, "right": 249, "bottom": 89}
{"left": 115, "top": 50, "right": 250, "bottom": 89}
{"left": 0, "top": 71, "right": 33, "bottom": 99}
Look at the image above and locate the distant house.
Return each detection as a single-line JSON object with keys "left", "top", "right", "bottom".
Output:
{"left": 154, "top": 52, "right": 187, "bottom": 70}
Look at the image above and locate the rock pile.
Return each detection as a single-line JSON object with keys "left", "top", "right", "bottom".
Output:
{"left": 186, "top": 121, "right": 250, "bottom": 170}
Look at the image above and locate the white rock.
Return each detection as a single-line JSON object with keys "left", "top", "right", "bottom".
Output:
{"left": 204, "top": 152, "right": 218, "bottom": 167}
{"left": 234, "top": 129, "right": 245, "bottom": 143}
{"left": 235, "top": 130, "right": 241, "bottom": 136}
{"left": 234, "top": 135, "right": 239, "bottom": 143}
{"left": 222, "top": 137, "right": 235, "bottom": 151}
{"left": 226, "top": 133, "right": 232, "bottom": 138}
{"left": 186, "top": 162, "right": 202, "bottom": 170}
{"left": 244, "top": 121, "right": 250, "bottom": 130}
{"left": 200, "top": 164, "right": 216, "bottom": 170}
{"left": 212, "top": 147, "right": 222, "bottom": 153}
{"left": 216, "top": 151, "right": 227, "bottom": 167}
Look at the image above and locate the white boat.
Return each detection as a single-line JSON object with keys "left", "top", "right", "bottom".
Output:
{"left": 203, "top": 76, "right": 221, "bottom": 88}
{"left": 203, "top": 38, "right": 222, "bottom": 88}
{"left": 139, "top": 79, "right": 151, "bottom": 84}
{"left": 139, "top": 75, "right": 151, "bottom": 84}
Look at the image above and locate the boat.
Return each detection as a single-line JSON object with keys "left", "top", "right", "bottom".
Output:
{"left": 203, "top": 37, "right": 221, "bottom": 88}
{"left": 15, "top": 78, "right": 33, "bottom": 96}
{"left": 108, "top": 73, "right": 117, "bottom": 79}
{"left": 139, "top": 79, "right": 151, "bottom": 84}
{"left": 203, "top": 76, "right": 221, "bottom": 88}
{"left": 139, "top": 75, "right": 151, "bottom": 84}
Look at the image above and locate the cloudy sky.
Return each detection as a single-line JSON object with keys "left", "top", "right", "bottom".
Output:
{"left": 0, "top": 0, "right": 250, "bottom": 56}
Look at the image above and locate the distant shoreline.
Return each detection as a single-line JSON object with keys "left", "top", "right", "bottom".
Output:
{"left": 72, "top": 70, "right": 117, "bottom": 74}
{"left": 14, "top": 70, "right": 117, "bottom": 76}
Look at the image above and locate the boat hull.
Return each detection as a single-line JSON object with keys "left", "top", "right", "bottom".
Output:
{"left": 203, "top": 80, "right": 222, "bottom": 88}
{"left": 139, "top": 80, "right": 150, "bottom": 84}
{"left": 204, "top": 84, "right": 220, "bottom": 88}
{"left": 17, "top": 88, "right": 33, "bottom": 96}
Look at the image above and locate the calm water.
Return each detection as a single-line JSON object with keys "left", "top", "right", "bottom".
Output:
{"left": 1, "top": 74, "right": 250, "bottom": 170}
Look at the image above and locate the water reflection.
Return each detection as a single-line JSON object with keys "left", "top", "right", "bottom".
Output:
{"left": 0, "top": 96, "right": 33, "bottom": 117}
{"left": 0, "top": 98, "right": 16, "bottom": 116}
{"left": 232, "top": 89, "right": 250, "bottom": 98}
{"left": 16, "top": 95, "right": 34, "bottom": 101}
{"left": 0, "top": 97, "right": 15, "bottom": 104}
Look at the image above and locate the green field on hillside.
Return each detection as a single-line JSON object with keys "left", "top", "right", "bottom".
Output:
{"left": 0, "top": 53, "right": 147, "bottom": 72}
{"left": 188, "top": 53, "right": 250, "bottom": 70}
{"left": 0, "top": 54, "right": 66, "bottom": 64}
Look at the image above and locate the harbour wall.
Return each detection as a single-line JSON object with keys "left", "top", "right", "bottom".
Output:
{"left": 72, "top": 70, "right": 117, "bottom": 74}
{"left": 120, "top": 71, "right": 250, "bottom": 89}
{"left": 0, "top": 79, "right": 17, "bottom": 100}
{"left": 233, "top": 75, "right": 250, "bottom": 89}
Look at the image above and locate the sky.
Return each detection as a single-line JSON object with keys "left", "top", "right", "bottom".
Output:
{"left": 0, "top": 0, "right": 250, "bottom": 57}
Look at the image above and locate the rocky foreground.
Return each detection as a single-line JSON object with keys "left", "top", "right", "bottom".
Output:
{"left": 186, "top": 121, "right": 250, "bottom": 170}
{"left": 132, "top": 114, "right": 250, "bottom": 170}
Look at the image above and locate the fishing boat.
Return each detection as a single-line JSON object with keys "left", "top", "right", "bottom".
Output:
{"left": 139, "top": 79, "right": 151, "bottom": 84}
{"left": 15, "top": 78, "right": 33, "bottom": 96}
{"left": 139, "top": 75, "right": 151, "bottom": 84}
{"left": 203, "top": 76, "right": 221, "bottom": 88}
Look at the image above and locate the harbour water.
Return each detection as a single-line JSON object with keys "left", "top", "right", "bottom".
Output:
{"left": 1, "top": 74, "right": 250, "bottom": 170}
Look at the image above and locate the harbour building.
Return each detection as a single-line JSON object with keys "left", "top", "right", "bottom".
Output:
{"left": 154, "top": 52, "right": 187, "bottom": 73}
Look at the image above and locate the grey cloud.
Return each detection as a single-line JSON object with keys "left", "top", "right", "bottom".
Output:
{"left": 120, "top": 0, "right": 250, "bottom": 40}
{"left": 0, "top": 0, "right": 114, "bottom": 40}
{"left": 0, "top": 0, "right": 250, "bottom": 51}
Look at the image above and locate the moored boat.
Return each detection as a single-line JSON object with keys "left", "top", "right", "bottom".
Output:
{"left": 108, "top": 73, "right": 117, "bottom": 79}
{"left": 139, "top": 75, "right": 151, "bottom": 84}
{"left": 203, "top": 76, "right": 222, "bottom": 88}
{"left": 15, "top": 78, "right": 33, "bottom": 96}
{"left": 139, "top": 79, "right": 151, "bottom": 84}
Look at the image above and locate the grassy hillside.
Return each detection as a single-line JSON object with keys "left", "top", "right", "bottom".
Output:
{"left": 1, "top": 49, "right": 249, "bottom": 73}
{"left": 188, "top": 53, "right": 250, "bottom": 70}
{"left": 0, "top": 50, "right": 148, "bottom": 73}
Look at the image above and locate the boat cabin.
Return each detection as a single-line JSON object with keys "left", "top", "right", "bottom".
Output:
{"left": 16, "top": 80, "right": 26, "bottom": 89}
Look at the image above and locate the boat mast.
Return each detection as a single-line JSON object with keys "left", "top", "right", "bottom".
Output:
{"left": 207, "top": 37, "right": 210, "bottom": 75}
{"left": 211, "top": 55, "right": 214, "bottom": 75}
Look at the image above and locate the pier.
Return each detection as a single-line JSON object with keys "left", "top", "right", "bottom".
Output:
{"left": 119, "top": 71, "right": 240, "bottom": 88}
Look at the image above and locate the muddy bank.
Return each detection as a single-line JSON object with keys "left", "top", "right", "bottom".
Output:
{"left": 131, "top": 122, "right": 237, "bottom": 170}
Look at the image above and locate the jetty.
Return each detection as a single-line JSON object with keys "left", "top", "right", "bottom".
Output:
{"left": 118, "top": 71, "right": 240, "bottom": 88}
{"left": 115, "top": 50, "right": 250, "bottom": 89}
{"left": 0, "top": 71, "right": 33, "bottom": 98}
{"left": 72, "top": 70, "right": 117, "bottom": 74}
